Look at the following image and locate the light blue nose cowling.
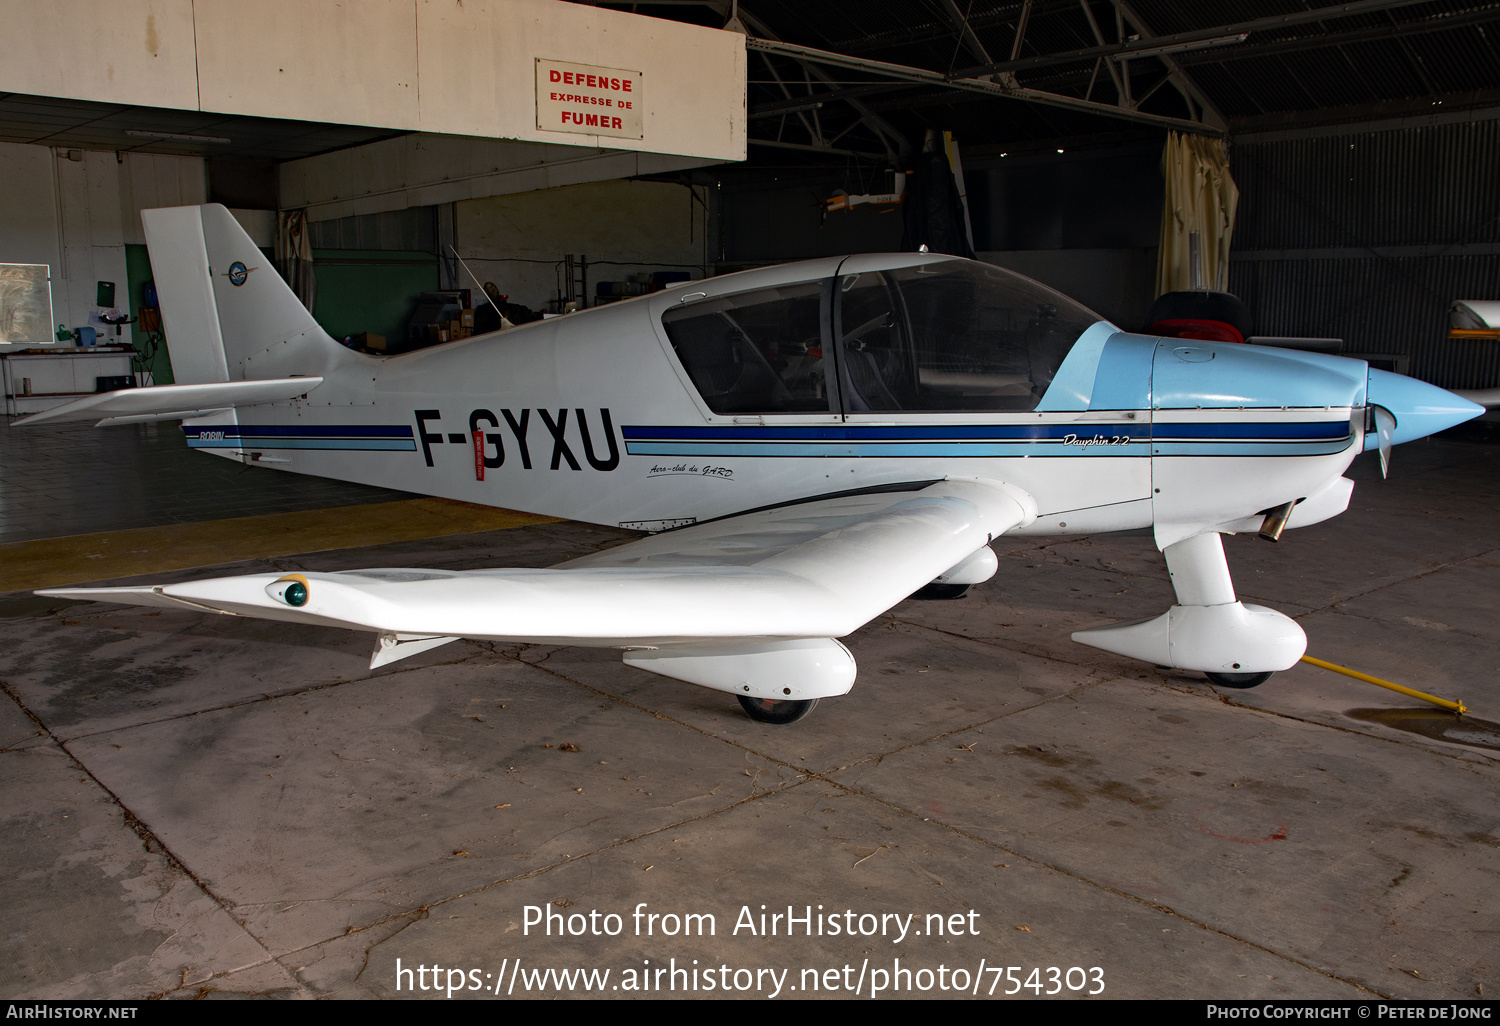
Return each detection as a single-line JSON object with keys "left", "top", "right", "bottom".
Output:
{"left": 1364, "top": 368, "right": 1483, "bottom": 450}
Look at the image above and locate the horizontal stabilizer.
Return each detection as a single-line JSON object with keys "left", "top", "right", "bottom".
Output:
{"left": 15, "top": 377, "right": 324, "bottom": 426}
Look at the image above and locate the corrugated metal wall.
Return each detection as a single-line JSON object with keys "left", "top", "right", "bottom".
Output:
{"left": 308, "top": 206, "right": 438, "bottom": 252}
{"left": 1229, "top": 119, "right": 1500, "bottom": 389}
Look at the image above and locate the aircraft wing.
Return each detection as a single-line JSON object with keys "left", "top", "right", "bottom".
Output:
{"left": 38, "top": 480, "right": 1033, "bottom": 701}
{"left": 15, "top": 377, "right": 324, "bottom": 426}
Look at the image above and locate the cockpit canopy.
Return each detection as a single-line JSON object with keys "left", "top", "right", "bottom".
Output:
{"left": 662, "top": 258, "right": 1102, "bottom": 415}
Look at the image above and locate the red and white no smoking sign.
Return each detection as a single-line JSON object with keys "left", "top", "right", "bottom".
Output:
{"left": 535, "top": 59, "right": 644, "bottom": 140}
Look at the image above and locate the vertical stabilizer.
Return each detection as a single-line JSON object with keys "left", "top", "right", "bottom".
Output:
{"left": 142, "top": 206, "right": 230, "bottom": 386}
{"left": 141, "top": 204, "right": 347, "bottom": 385}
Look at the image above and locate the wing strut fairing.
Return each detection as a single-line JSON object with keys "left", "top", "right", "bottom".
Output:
{"left": 39, "top": 480, "right": 1034, "bottom": 701}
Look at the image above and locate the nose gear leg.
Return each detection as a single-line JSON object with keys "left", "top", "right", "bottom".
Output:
{"left": 1071, "top": 532, "right": 1305, "bottom": 680}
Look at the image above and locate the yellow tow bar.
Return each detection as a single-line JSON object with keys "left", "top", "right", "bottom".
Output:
{"left": 1299, "top": 655, "right": 1467, "bottom": 716}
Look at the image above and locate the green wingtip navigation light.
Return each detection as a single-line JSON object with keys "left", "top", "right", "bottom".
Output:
{"left": 267, "top": 575, "right": 310, "bottom": 607}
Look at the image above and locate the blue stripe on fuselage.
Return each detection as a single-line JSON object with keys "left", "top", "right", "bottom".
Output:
{"left": 182, "top": 424, "right": 417, "bottom": 452}
{"left": 626, "top": 441, "right": 1152, "bottom": 458}
{"left": 621, "top": 424, "right": 1148, "bottom": 441}
{"left": 180, "top": 420, "right": 1353, "bottom": 458}
{"left": 183, "top": 425, "right": 415, "bottom": 438}
{"left": 623, "top": 420, "right": 1352, "bottom": 459}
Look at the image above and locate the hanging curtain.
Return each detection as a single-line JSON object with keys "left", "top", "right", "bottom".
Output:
{"left": 901, "top": 130, "right": 976, "bottom": 259}
{"left": 275, "top": 209, "right": 317, "bottom": 312}
{"left": 1156, "top": 132, "right": 1239, "bottom": 296}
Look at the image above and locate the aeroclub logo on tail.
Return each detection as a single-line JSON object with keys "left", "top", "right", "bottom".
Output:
{"left": 222, "top": 261, "right": 257, "bottom": 286}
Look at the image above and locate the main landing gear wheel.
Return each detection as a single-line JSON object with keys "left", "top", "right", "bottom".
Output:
{"left": 737, "top": 695, "right": 818, "bottom": 724}
{"left": 911, "top": 582, "right": 970, "bottom": 600}
{"left": 1204, "top": 670, "right": 1274, "bottom": 689}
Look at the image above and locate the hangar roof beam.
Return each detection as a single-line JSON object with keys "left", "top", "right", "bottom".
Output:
{"left": 1107, "top": 0, "right": 1230, "bottom": 133}
{"left": 1170, "top": 5, "right": 1500, "bottom": 67}
{"left": 936, "top": 0, "right": 999, "bottom": 67}
{"left": 738, "top": 4, "right": 907, "bottom": 161}
{"left": 952, "top": 0, "right": 1441, "bottom": 79}
{"left": 744, "top": 35, "right": 1221, "bottom": 133}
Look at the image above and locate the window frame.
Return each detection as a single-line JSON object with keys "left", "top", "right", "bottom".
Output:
{"left": 656, "top": 275, "right": 844, "bottom": 419}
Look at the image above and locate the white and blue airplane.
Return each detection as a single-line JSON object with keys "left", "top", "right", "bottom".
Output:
{"left": 23, "top": 204, "right": 1482, "bottom": 723}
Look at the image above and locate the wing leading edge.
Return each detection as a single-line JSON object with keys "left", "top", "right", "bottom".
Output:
{"left": 39, "top": 479, "right": 1033, "bottom": 701}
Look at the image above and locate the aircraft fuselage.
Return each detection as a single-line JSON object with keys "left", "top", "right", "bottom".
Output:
{"left": 184, "top": 252, "right": 1373, "bottom": 547}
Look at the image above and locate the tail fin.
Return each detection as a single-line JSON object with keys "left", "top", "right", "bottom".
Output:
{"left": 142, "top": 204, "right": 347, "bottom": 384}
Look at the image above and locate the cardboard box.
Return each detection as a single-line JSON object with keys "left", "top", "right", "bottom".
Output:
{"left": 353, "top": 332, "right": 387, "bottom": 351}
{"left": 461, "top": 309, "right": 475, "bottom": 328}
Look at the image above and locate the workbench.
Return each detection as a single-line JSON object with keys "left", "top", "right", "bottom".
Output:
{"left": 2, "top": 347, "right": 135, "bottom": 416}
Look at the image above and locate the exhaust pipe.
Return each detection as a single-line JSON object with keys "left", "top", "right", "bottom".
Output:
{"left": 1258, "top": 501, "right": 1296, "bottom": 542}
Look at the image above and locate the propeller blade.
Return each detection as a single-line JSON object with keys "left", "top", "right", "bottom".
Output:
{"left": 1374, "top": 405, "right": 1395, "bottom": 479}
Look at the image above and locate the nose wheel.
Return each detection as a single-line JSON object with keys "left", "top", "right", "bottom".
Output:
{"left": 736, "top": 695, "right": 818, "bottom": 724}
{"left": 1204, "top": 670, "right": 1274, "bottom": 689}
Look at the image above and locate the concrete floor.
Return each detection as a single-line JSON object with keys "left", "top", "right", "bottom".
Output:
{"left": 1, "top": 434, "right": 1498, "bottom": 1000}
{"left": 0, "top": 418, "right": 413, "bottom": 544}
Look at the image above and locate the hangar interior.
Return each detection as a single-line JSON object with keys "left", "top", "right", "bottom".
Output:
{"left": 2, "top": 0, "right": 1499, "bottom": 1002}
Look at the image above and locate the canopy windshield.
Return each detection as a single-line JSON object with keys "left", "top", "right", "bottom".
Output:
{"left": 662, "top": 258, "right": 1103, "bottom": 415}
{"left": 837, "top": 260, "right": 1102, "bottom": 413}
